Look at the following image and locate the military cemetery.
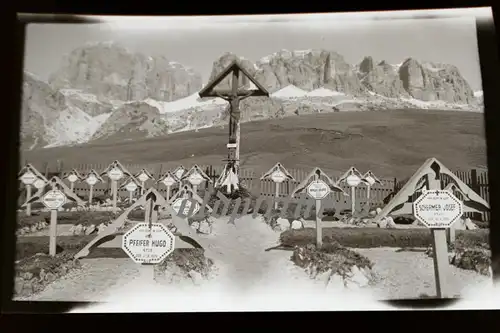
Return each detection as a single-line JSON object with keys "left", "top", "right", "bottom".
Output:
{"left": 14, "top": 10, "right": 493, "bottom": 305}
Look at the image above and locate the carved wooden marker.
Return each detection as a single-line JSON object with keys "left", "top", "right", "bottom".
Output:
{"left": 291, "top": 167, "right": 346, "bottom": 248}
{"left": 135, "top": 169, "right": 154, "bottom": 196}
{"left": 84, "top": 170, "right": 104, "bottom": 207}
{"left": 361, "top": 170, "right": 382, "bottom": 209}
{"left": 199, "top": 60, "right": 269, "bottom": 195}
{"left": 64, "top": 169, "right": 82, "bottom": 193}
{"left": 181, "top": 165, "right": 212, "bottom": 195}
{"left": 23, "top": 176, "right": 85, "bottom": 256}
{"left": 101, "top": 161, "right": 132, "bottom": 213}
{"left": 158, "top": 171, "right": 179, "bottom": 202}
{"left": 374, "top": 157, "right": 490, "bottom": 299}
{"left": 18, "top": 164, "right": 48, "bottom": 216}
{"left": 261, "top": 163, "right": 295, "bottom": 209}
{"left": 337, "top": 167, "right": 364, "bottom": 217}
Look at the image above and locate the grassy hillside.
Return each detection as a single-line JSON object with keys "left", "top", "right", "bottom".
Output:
{"left": 21, "top": 109, "right": 487, "bottom": 179}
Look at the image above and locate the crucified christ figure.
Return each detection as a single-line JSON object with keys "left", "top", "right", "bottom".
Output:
{"left": 214, "top": 91, "right": 255, "bottom": 144}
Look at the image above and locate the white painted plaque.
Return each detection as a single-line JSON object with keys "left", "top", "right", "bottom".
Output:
{"left": 86, "top": 174, "right": 98, "bottom": 186}
{"left": 306, "top": 180, "right": 331, "bottom": 200}
{"left": 42, "top": 190, "right": 66, "bottom": 210}
{"left": 67, "top": 174, "right": 78, "bottom": 183}
{"left": 162, "top": 175, "right": 177, "bottom": 187}
{"left": 137, "top": 172, "right": 149, "bottom": 183}
{"left": 188, "top": 171, "right": 204, "bottom": 186}
{"left": 125, "top": 181, "right": 138, "bottom": 192}
{"left": 20, "top": 171, "right": 37, "bottom": 185}
{"left": 108, "top": 167, "right": 124, "bottom": 181}
{"left": 413, "top": 190, "right": 463, "bottom": 228}
{"left": 122, "top": 223, "right": 175, "bottom": 264}
{"left": 34, "top": 179, "right": 46, "bottom": 189}
{"left": 271, "top": 170, "right": 287, "bottom": 183}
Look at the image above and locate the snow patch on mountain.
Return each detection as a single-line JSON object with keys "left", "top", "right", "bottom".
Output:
{"left": 43, "top": 106, "right": 109, "bottom": 148}
{"left": 143, "top": 93, "right": 227, "bottom": 114}
{"left": 305, "top": 88, "right": 345, "bottom": 97}
{"left": 271, "top": 85, "right": 308, "bottom": 99}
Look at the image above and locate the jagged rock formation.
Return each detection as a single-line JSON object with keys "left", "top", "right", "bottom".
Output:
{"left": 357, "top": 57, "right": 408, "bottom": 98}
{"left": 21, "top": 72, "right": 104, "bottom": 149}
{"left": 398, "top": 58, "right": 474, "bottom": 103}
{"left": 49, "top": 42, "right": 203, "bottom": 102}
{"left": 91, "top": 101, "right": 169, "bottom": 142}
{"left": 251, "top": 49, "right": 367, "bottom": 95}
{"left": 21, "top": 43, "right": 481, "bottom": 150}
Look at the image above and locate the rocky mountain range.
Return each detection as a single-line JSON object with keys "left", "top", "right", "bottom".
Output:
{"left": 21, "top": 42, "right": 483, "bottom": 150}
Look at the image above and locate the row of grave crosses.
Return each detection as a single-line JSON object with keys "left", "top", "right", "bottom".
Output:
{"left": 261, "top": 162, "right": 383, "bottom": 213}
{"left": 18, "top": 161, "right": 214, "bottom": 214}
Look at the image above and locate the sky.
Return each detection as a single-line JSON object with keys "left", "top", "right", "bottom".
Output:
{"left": 23, "top": 8, "right": 492, "bottom": 91}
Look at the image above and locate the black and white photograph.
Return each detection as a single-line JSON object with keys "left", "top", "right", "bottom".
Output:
{"left": 14, "top": 8, "right": 495, "bottom": 309}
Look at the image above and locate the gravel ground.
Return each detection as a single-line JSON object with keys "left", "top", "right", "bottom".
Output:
{"left": 15, "top": 216, "right": 491, "bottom": 303}
{"left": 356, "top": 247, "right": 492, "bottom": 299}
{"left": 15, "top": 258, "right": 143, "bottom": 302}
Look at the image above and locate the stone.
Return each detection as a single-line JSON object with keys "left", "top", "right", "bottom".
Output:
{"left": 85, "top": 224, "right": 96, "bottom": 235}
{"left": 377, "top": 218, "right": 387, "bottom": 228}
{"left": 97, "top": 223, "right": 107, "bottom": 234}
{"left": 22, "top": 279, "right": 34, "bottom": 294}
{"left": 376, "top": 208, "right": 382, "bottom": 215}
{"left": 45, "top": 272, "right": 56, "bottom": 283}
{"left": 14, "top": 277, "right": 25, "bottom": 295}
{"left": 30, "top": 225, "right": 38, "bottom": 233}
{"left": 18, "top": 229, "right": 25, "bottom": 236}
{"left": 276, "top": 218, "right": 291, "bottom": 231}
{"left": 39, "top": 269, "right": 46, "bottom": 281}
{"left": 344, "top": 266, "right": 371, "bottom": 289}
{"left": 385, "top": 217, "right": 397, "bottom": 229}
{"left": 188, "top": 270, "right": 204, "bottom": 285}
{"left": 198, "top": 221, "right": 212, "bottom": 234}
{"left": 73, "top": 224, "right": 84, "bottom": 235}
{"left": 23, "top": 272, "right": 33, "bottom": 280}
{"left": 369, "top": 210, "right": 377, "bottom": 217}
{"left": 68, "top": 225, "right": 76, "bottom": 234}
{"left": 23, "top": 226, "right": 30, "bottom": 233}
{"left": 464, "top": 218, "right": 478, "bottom": 230}
{"left": 291, "top": 220, "right": 303, "bottom": 230}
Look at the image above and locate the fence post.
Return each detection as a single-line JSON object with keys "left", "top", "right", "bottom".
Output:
{"left": 469, "top": 169, "right": 481, "bottom": 221}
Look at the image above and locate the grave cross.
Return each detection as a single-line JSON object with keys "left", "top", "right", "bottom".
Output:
{"left": 198, "top": 60, "right": 269, "bottom": 194}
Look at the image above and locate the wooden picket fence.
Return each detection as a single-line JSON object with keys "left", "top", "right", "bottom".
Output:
{"left": 25, "top": 161, "right": 490, "bottom": 221}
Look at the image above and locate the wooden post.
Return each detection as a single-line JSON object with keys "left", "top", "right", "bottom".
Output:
{"left": 70, "top": 181, "right": 75, "bottom": 192}
{"left": 231, "top": 69, "right": 241, "bottom": 170}
{"left": 193, "top": 184, "right": 198, "bottom": 196}
{"left": 89, "top": 185, "right": 94, "bottom": 206}
{"left": 141, "top": 181, "right": 145, "bottom": 196}
{"left": 164, "top": 185, "right": 170, "bottom": 202}
{"left": 315, "top": 173, "right": 322, "bottom": 249}
{"left": 112, "top": 180, "right": 118, "bottom": 212}
{"left": 428, "top": 174, "right": 450, "bottom": 298}
{"left": 49, "top": 209, "right": 57, "bottom": 256}
{"left": 274, "top": 182, "right": 280, "bottom": 210}
{"left": 129, "top": 190, "right": 133, "bottom": 204}
{"left": 26, "top": 184, "right": 32, "bottom": 216}
{"left": 351, "top": 186, "right": 356, "bottom": 215}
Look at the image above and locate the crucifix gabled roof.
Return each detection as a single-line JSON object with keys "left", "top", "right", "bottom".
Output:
{"left": 198, "top": 60, "right": 269, "bottom": 98}
{"left": 373, "top": 157, "right": 490, "bottom": 222}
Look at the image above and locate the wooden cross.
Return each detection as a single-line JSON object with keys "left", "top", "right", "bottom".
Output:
{"left": 198, "top": 60, "right": 269, "bottom": 194}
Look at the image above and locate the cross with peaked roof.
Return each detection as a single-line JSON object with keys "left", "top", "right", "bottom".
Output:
{"left": 198, "top": 60, "right": 269, "bottom": 195}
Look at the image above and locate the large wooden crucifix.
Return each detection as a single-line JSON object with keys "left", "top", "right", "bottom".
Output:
{"left": 198, "top": 60, "right": 269, "bottom": 194}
